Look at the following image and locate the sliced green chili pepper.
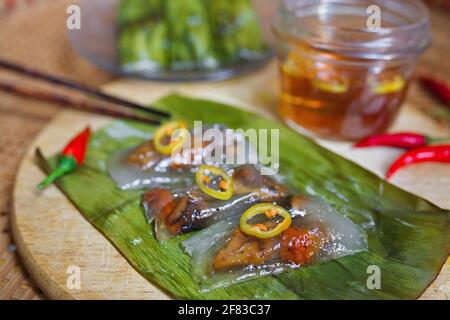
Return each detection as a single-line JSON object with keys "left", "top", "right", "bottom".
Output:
{"left": 239, "top": 203, "right": 292, "bottom": 239}
{"left": 195, "top": 165, "right": 233, "bottom": 200}
{"left": 153, "top": 121, "right": 188, "bottom": 155}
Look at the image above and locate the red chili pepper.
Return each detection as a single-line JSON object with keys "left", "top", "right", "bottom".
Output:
{"left": 37, "top": 127, "right": 91, "bottom": 189}
{"left": 355, "top": 132, "right": 450, "bottom": 149}
{"left": 386, "top": 145, "right": 450, "bottom": 179}
{"left": 419, "top": 76, "right": 450, "bottom": 106}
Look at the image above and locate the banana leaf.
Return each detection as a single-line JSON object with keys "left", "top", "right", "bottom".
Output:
{"left": 164, "top": 0, "right": 199, "bottom": 71}
{"left": 117, "top": 23, "right": 150, "bottom": 66}
{"left": 117, "top": 0, "right": 162, "bottom": 27}
{"left": 165, "top": 0, "right": 218, "bottom": 70}
{"left": 206, "top": 0, "right": 267, "bottom": 63}
{"left": 118, "top": 1, "right": 169, "bottom": 69}
{"left": 145, "top": 21, "right": 170, "bottom": 69}
{"left": 229, "top": 0, "right": 267, "bottom": 58}
{"left": 40, "top": 94, "right": 449, "bottom": 299}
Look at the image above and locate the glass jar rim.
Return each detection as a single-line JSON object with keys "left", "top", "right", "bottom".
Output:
{"left": 273, "top": 0, "right": 431, "bottom": 60}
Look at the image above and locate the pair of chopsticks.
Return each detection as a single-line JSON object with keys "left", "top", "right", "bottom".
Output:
{"left": 0, "top": 58, "right": 170, "bottom": 125}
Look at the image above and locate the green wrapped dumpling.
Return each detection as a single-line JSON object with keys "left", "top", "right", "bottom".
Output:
{"left": 117, "top": 0, "right": 162, "bottom": 27}
{"left": 118, "top": 20, "right": 169, "bottom": 71}
{"left": 207, "top": 0, "right": 267, "bottom": 64}
{"left": 117, "top": 0, "right": 267, "bottom": 73}
{"left": 165, "top": 0, "right": 218, "bottom": 71}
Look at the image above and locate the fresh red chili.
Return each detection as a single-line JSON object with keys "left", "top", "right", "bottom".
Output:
{"left": 37, "top": 127, "right": 91, "bottom": 189}
{"left": 419, "top": 76, "right": 450, "bottom": 106}
{"left": 355, "top": 132, "right": 450, "bottom": 149}
{"left": 386, "top": 145, "right": 450, "bottom": 179}
{"left": 61, "top": 127, "right": 91, "bottom": 165}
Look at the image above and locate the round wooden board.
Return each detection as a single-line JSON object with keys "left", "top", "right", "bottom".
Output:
{"left": 12, "top": 64, "right": 450, "bottom": 299}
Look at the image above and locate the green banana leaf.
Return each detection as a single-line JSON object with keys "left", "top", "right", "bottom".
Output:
{"left": 165, "top": 0, "right": 211, "bottom": 71}
{"left": 117, "top": 23, "right": 151, "bottom": 66}
{"left": 207, "top": 0, "right": 267, "bottom": 63}
{"left": 117, "top": 0, "right": 169, "bottom": 69}
{"left": 165, "top": 0, "right": 218, "bottom": 70}
{"left": 40, "top": 94, "right": 449, "bottom": 299}
{"left": 117, "top": 0, "right": 162, "bottom": 27}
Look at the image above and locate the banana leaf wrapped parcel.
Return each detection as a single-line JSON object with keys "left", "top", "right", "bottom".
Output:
{"left": 143, "top": 165, "right": 289, "bottom": 241}
{"left": 183, "top": 195, "right": 368, "bottom": 291}
{"left": 107, "top": 121, "right": 260, "bottom": 190}
{"left": 117, "top": 0, "right": 268, "bottom": 73}
{"left": 207, "top": 0, "right": 267, "bottom": 63}
{"left": 165, "top": 0, "right": 219, "bottom": 71}
{"left": 117, "top": 0, "right": 162, "bottom": 27}
{"left": 118, "top": 20, "right": 170, "bottom": 71}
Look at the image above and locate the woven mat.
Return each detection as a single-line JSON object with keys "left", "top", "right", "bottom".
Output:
{"left": 0, "top": 0, "right": 112, "bottom": 300}
{"left": 0, "top": 1, "right": 448, "bottom": 300}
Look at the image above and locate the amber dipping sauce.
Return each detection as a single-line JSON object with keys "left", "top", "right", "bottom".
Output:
{"left": 273, "top": 0, "right": 430, "bottom": 141}
{"left": 278, "top": 47, "right": 411, "bottom": 141}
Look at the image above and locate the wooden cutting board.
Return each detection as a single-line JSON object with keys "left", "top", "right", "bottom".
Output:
{"left": 11, "top": 62, "right": 450, "bottom": 299}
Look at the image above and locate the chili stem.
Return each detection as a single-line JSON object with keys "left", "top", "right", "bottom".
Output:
{"left": 427, "top": 136, "right": 450, "bottom": 144}
{"left": 37, "top": 156, "right": 78, "bottom": 189}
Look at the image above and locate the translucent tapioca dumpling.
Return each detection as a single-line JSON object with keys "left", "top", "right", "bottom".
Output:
{"left": 182, "top": 195, "right": 368, "bottom": 291}
{"left": 108, "top": 121, "right": 257, "bottom": 190}
{"left": 142, "top": 164, "right": 289, "bottom": 241}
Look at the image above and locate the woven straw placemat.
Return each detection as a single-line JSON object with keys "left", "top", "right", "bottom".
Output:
{"left": 0, "top": 0, "right": 112, "bottom": 300}
{"left": 0, "top": 1, "right": 448, "bottom": 300}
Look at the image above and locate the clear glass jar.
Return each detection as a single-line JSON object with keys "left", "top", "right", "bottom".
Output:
{"left": 273, "top": 0, "right": 431, "bottom": 141}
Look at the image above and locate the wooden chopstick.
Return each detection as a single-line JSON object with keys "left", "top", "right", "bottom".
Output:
{"left": 0, "top": 58, "right": 170, "bottom": 119}
{"left": 0, "top": 80, "right": 161, "bottom": 125}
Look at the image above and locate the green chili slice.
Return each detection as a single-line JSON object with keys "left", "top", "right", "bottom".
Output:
{"left": 153, "top": 121, "right": 188, "bottom": 155}
{"left": 195, "top": 165, "right": 233, "bottom": 200}
{"left": 240, "top": 203, "right": 292, "bottom": 239}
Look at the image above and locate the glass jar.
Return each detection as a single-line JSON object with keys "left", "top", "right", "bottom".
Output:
{"left": 273, "top": 0, "right": 431, "bottom": 141}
